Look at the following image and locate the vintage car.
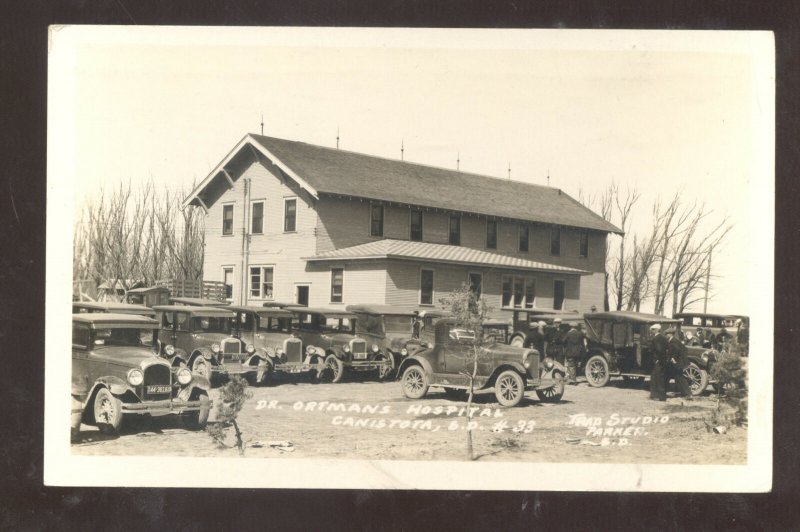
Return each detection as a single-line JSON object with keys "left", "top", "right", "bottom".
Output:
{"left": 124, "top": 286, "right": 171, "bottom": 307}
{"left": 169, "top": 296, "right": 227, "bottom": 307}
{"left": 673, "top": 312, "right": 749, "bottom": 349}
{"left": 398, "top": 318, "right": 566, "bottom": 406}
{"left": 223, "top": 305, "right": 324, "bottom": 382}
{"left": 290, "top": 307, "right": 391, "bottom": 382}
{"left": 504, "top": 308, "right": 582, "bottom": 348}
{"left": 72, "top": 313, "right": 211, "bottom": 435}
{"left": 73, "top": 301, "right": 156, "bottom": 318}
{"left": 582, "top": 311, "right": 718, "bottom": 395}
{"left": 346, "top": 304, "right": 426, "bottom": 379}
{"left": 153, "top": 305, "right": 235, "bottom": 383}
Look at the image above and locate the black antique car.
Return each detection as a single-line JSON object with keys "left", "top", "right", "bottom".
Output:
{"left": 290, "top": 307, "right": 391, "bottom": 382}
{"left": 153, "top": 305, "right": 235, "bottom": 384}
{"left": 398, "top": 318, "right": 565, "bottom": 406}
{"left": 223, "top": 305, "right": 324, "bottom": 383}
{"left": 72, "top": 313, "right": 211, "bottom": 435}
{"left": 73, "top": 301, "right": 156, "bottom": 318}
{"left": 346, "top": 304, "right": 425, "bottom": 379}
{"left": 582, "top": 311, "right": 717, "bottom": 395}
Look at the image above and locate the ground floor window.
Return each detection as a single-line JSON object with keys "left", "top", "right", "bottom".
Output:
{"left": 249, "top": 266, "right": 274, "bottom": 299}
{"left": 331, "top": 268, "right": 344, "bottom": 303}
{"left": 553, "top": 279, "right": 565, "bottom": 310}
{"left": 222, "top": 266, "right": 234, "bottom": 300}
{"left": 420, "top": 269, "right": 434, "bottom": 305}
{"left": 502, "top": 275, "right": 535, "bottom": 309}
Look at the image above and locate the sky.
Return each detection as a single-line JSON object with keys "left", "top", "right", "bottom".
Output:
{"left": 59, "top": 27, "right": 773, "bottom": 316}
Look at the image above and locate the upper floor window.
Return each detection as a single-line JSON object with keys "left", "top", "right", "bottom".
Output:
{"left": 579, "top": 231, "right": 589, "bottom": 258}
{"left": 410, "top": 209, "right": 423, "bottom": 241}
{"left": 550, "top": 227, "right": 561, "bottom": 256}
{"left": 519, "top": 224, "right": 529, "bottom": 252}
{"left": 284, "top": 198, "right": 297, "bottom": 232}
{"left": 486, "top": 220, "right": 497, "bottom": 249}
{"left": 251, "top": 201, "right": 264, "bottom": 234}
{"left": 222, "top": 204, "right": 234, "bottom": 235}
{"left": 330, "top": 268, "right": 344, "bottom": 303}
{"left": 370, "top": 203, "right": 384, "bottom": 237}
{"left": 449, "top": 215, "right": 461, "bottom": 246}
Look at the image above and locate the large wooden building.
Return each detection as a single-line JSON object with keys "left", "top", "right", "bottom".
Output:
{"left": 183, "top": 134, "right": 621, "bottom": 313}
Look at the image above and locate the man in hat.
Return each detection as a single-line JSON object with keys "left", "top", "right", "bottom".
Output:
{"left": 715, "top": 326, "right": 733, "bottom": 351}
{"left": 563, "top": 322, "right": 587, "bottom": 385}
{"left": 666, "top": 326, "right": 692, "bottom": 400}
{"left": 691, "top": 327, "right": 706, "bottom": 347}
{"left": 545, "top": 318, "right": 564, "bottom": 358}
{"left": 649, "top": 323, "right": 668, "bottom": 401}
{"left": 524, "top": 321, "right": 547, "bottom": 356}
{"left": 736, "top": 319, "right": 749, "bottom": 356}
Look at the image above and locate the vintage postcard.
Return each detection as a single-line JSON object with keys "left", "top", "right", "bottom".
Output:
{"left": 45, "top": 27, "right": 773, "bottom": 491}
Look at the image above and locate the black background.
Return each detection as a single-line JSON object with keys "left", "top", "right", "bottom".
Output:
{"left": 1, "top": 1, "right": 798, "bottom": 529}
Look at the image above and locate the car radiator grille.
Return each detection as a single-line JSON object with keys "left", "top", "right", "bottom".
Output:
{"left": 221, "top": 338, "right": 242, "bottom": 355}
{"left": 142, "top": 364, "right": 172, "bottom": 401}
{"left": 284, "top": 338, "right": 302, "bottom": 363}
{"left": 350, "top": 339, "right": 367, "bottom": 359}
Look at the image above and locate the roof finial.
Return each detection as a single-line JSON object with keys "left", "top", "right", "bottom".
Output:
{"left": 547, "top": 169, "right": 550, "bottom": 186}
{"left": 457, "top": 151, "right": 460, "bottom": 171}
{"left": 508, "top": 162, "right": 511, "bottom": 180}
{"left": 336, "top": 126, "right": 340, "bottom": 149}
{"left": 260, "top": 113, "right": 264, "bottom": 136}
{"left": 401, "top": 139, "right": 404, "bottom": 161}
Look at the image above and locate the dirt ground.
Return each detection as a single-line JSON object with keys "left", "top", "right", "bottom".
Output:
{"left": 72, "top": 375, "right": 747, "bottom": 464}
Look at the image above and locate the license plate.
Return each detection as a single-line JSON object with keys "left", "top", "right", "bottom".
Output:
{"left": 354, "top": 353, "right": 367, "bottom": 360}
{"left": 147, "top": 385, "right": 171, "bottom": 394}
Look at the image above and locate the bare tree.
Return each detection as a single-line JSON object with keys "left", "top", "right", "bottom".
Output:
{"left": 439, "top": 283, "right": 492, "bottom": 461}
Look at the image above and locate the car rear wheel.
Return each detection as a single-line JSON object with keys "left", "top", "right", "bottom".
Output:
{"left": 536, "top": 371, "right": 565, "bottom": 403}
{"left": 495, "top": 370, "right": 525, "bottom": 407}
{"left": 683, "top": 363, "right": 709, "bottom": 396}
{"left": 585, "top": 355, "right": 610, "bottom": 387}
{"left": 325, "top": 354, "right": 345, "bottom": 383}
{"left": 401, "top": 365, "right": 429, "bottom": 399}
{"left": 93, "top": 388, "right": 123, "bottom": 435}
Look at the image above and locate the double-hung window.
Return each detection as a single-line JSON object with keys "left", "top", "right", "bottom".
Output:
{"left": 330, "top": 268, "right": 344, "bottom": 303}
{"left": 420, "top": 269, "right": 434, "bottom": 305}
{"left": 501, "top": 275, "right": 535, "bottom": 309}
{"left": 410, "top": 209, "right": 423, "bottom": 241}
{"left": 579, "top": 231, "right": 589, "bottom": 258}
{"left": 251, "top": 201, "right": 264, "bottom": 234}
{"left": 370, "top": 203, "right": 384, "bottom": 237}
{"left": 249, "top": 266, "right": 274, "bottom": 299}
{"left": 448, "top": 215, "right": 461, "bottom": 246}
{"left": 284, "top": 198, "right": 297, "bottom": 232}
{"left": 222, "top": 204, "right": 234, "bottom": 235}
{"left": 486, "top": 220, "right": 497, "bottom": 249}
{"left": 550, "top": 227, "right": 561, "bottom": 256}
{"left": 519, "top": 224, "right": 529, "bottom": 252}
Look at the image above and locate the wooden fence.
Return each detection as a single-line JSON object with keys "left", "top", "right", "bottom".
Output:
{"left": 155, "top": 279, "right": 227, "bottom": 300}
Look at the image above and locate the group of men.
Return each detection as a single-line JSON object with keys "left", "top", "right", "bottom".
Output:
{"left": 687, "top": 320, "right": 748, "bottom": 355}
{"left": 648, "top": 323, "right": 692, "bottom": 402}
{"left": 523, "top": 318, "right": 586, "bottom": 385}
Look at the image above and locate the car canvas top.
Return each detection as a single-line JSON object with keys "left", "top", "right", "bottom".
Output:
{"left": 168, "top": 297, "right": 226, "bottom": 307}
{"left": 346, "top": 304, "right": 418, "bottom": 316}
{"left": 73, "top": 301, "right": 156, "bottom": 315}
{"left": 289, "top": 307, "right": 358, "bottom": 319}
{"left": 222, "top": 305, "right": 294, "bottom": 318}
{"left": 584, "top": 311, "right": 680, "bottom": 324}
{"left": 72, "top": 313, "right": 159, "bottom": 326}
{"left": 152, "top": 305, "right": 235, "bottom": 318}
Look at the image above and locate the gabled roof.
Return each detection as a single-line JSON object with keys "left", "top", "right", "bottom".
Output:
{"left": 303, "top": 239, "right": 590, "bottom": 275}
{"left": 183, "top": 134, "right": 621, "bottom": 234}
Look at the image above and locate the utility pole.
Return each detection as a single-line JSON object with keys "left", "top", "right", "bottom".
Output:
{"left": 507, "top": 162, "right": 511, "bottom": 180}
{"left": 401, "top": 139, "right": 404, "bottom": 161}
{"left": 547, "top": 169, "right": 550, "bottom": 186}
{"left": 260, "top": 113, "right": 264, "bottom": 136}
{"left": 336, "top": 127, "right": 340, "bottom": 149}
{"left": 456, "top": 151, "right": 460, "bottom": 171}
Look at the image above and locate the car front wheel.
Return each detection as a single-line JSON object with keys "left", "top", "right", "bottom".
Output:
{"left": 93, "top": 388, "right": 123, "bottom": 434}
{"left": 325, "top": 354, "right": 345, "bottom": 383}
{"left": 536, "top": 372, "right": 565, "bottom": 403}
{"left": 375, "top": 353, "right": 394, "bottom": 381}
{"left": 401, "top": 365, "right": 429, "bottom": 399}
{"left": 495, "top": 370, "right": 525, "bottom": 407}
{"left": 192, "top": 356, "right": 213, "bottom": 382}
{"left": 683, "top": 363, "right": 709, "bottom": 396}
{"left": 184, "top": 393, "right": 211, "bottom": 430}
{"left": 584, "top": 355, "right": 610, "bottom": 387}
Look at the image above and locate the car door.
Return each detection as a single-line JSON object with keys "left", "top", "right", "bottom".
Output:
{"left": 157, "top": 310, "right": 177, "bottom": 353}
{"left": 443, "top": 325, "right": 471, "bottom": 376}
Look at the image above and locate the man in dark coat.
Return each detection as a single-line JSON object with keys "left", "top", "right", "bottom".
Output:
{"left": 736, "top": 319, "right": 749, "bottom": 356}
{"left": 716, "top": 326, "right": 733, "bottom": 351}
{"left": 649, "top": 323, "right": 668, "bottom": 401}
{"left": 563, "top": 322, "right": 586, "bottom": 385}
{"left": 666, "top": 326, "right": 692, "bottom": 400}
{"left": 545, "top": 318, "right": 564, "bottom": 359}
{"left": 524, "top": 321, "right": 547, "bottom": 355}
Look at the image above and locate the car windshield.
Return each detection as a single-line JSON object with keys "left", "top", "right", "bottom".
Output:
{"left": 320, "top": 317, "right": 354, "bottom": 334}
{"left": 384, "top": 315, "right": 412, "bottom": 333}
{"left": 232, "top": 312, "right": 257, "bottom": 332}
{"left": 356, "top": 314, "right": 384, "bottom": 335}
{"left": 190, "top": 317, "right": 231, "bottom": 333}
{"left": 93, "top": 327, "right": 155, "bottom": 347}
{"left": 258, "top": 315, "right": 291, "bottom": 333}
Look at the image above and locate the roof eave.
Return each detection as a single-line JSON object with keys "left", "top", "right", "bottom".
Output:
{"left": 181, "top": 134, "right": 319, "bottom": 210}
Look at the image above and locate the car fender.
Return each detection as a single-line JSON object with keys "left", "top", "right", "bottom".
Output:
{"left": 177, "top": 380, "right": 211, "bottom": 402}
{"left": 190, "top": 347, "right": 217, "bottom": 365}
{"left": 543, "top": 359, "right": 567, "bottom": 376}
{"left": 687, "top": 350, "right": 715, "bottom": 371}
{"left": 396, "top": 355, "right": 434, "bottom": 379}
{"left": 487, "top": 363, "right": 528, "bottom": 387}
{"left": 169, "top": 348, "right": 190, "bottom": 367}
{"left": 87, "top": 377, "right": 134, "bottom": 404}
{"left": 246, "top": 350, "right": 268, "bottom": 367}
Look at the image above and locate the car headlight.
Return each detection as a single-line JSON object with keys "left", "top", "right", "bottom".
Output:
{"left": 543, "top": 356, "right": 555, "bottom": 370}
{"left": 371, "top": 344, "right": 380, "bottom": 353}
{"left": 306, "top": 345, "right": 316, "bottom": 355}
{"left": 165, "top": 344, "right": 175, "bottom": 356}
{"left": 702, "top": 353, "right": 709, "bottom": 363}
{"left": 177, "top": 367, "right": 192, "bottom": 385}
{"left": 127, "top": 368, "right": 144, "bottom": 386}
{"left": 246, "top": 343, "right": 255, "bottom": 354}
{"left": 400, "top": 348, "right": 408, "bottom": 356}
{"left": 211, "top": 343, "right": 220, "bottom": 354}
{"left": 343, "top": 344, "right": 351, "bottom": 353}
{"left": 523, "top": 353, "right": 536, "bottom": 369}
